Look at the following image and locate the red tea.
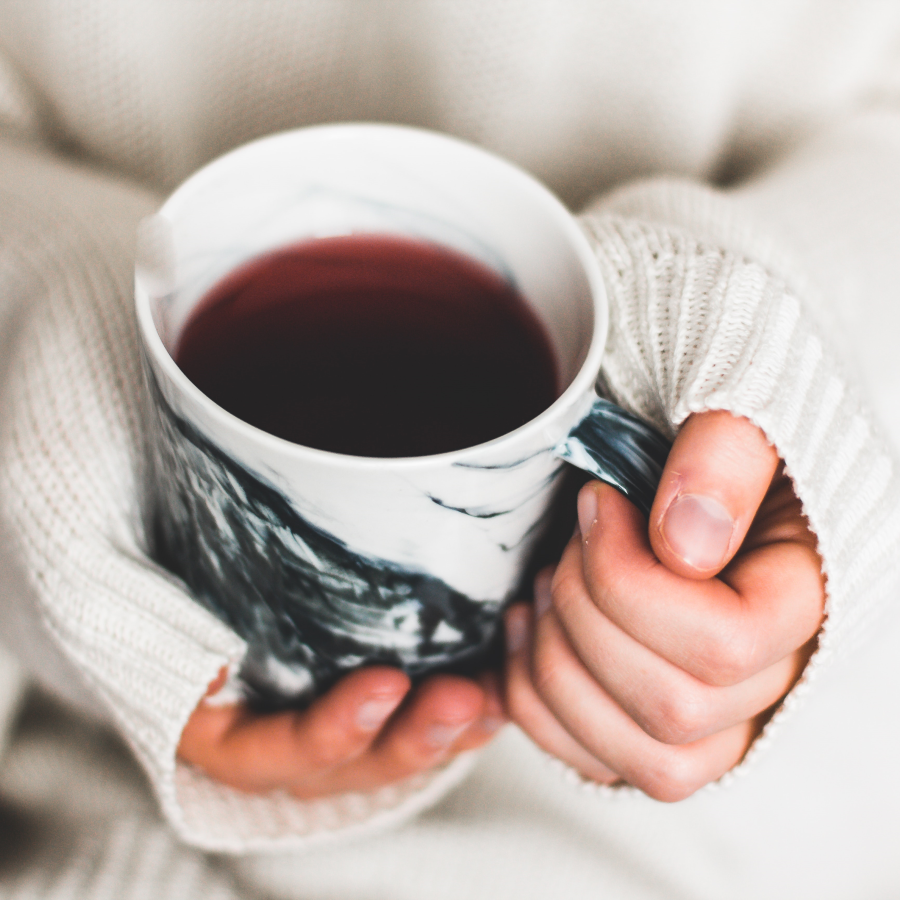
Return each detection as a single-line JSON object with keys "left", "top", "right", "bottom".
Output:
{"left": 175, "top": 234, "right": 559, "bottom": 457}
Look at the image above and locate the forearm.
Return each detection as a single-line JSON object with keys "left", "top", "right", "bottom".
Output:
{"left": 0, "top": 134, "right": 485, "bottom": 850}
{"left": 573, "top": 97, "right": 900, "bottom": 779}
{"left": 0, "top": 132, "right": 245, "bottom": 829}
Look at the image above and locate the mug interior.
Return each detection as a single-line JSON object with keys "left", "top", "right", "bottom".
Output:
{"left": 149, "top": 124, "right": 598, "bottom": 403}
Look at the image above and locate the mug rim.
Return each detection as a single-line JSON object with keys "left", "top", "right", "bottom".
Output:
{"left": 135, "top": 122, "right": 608, "bottom": 471}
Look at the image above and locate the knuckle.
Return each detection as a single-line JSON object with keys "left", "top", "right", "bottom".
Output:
{"left": 530, "top": 626, "right": 569, "bottom": 706}
{"left": 384, "top": 715, "right": 477, "bottom": 774}
{"left": 635, "top": 749, "right": 705, "bottom": 803}
{"left": 699, "top": 623, "right": 760, "bottom": 686}
{"left": 504, "top": 675, "right": 533, "bottom": 727}
{"left": 384, "top": 743, "right": 430, "bottom": 777}
{"left": 641, "top": 686, "right": 715, "bottom": 746}
{"left": 550, "top": 567, "right": 584, "bottom": 615}
{"left": 303, "top": 732, "right": 352, "bottom": 770}
{"left": 298, "top": 717, "right": 360, "bottom": 770}
{"left": 375, "top": 727, "right": 442, "bottom": 779}
{"left": 370, "top": 746, "right": 421, "bottom": 784}
{"left": 504, "top": 649, "right": 538, "bottom": 728}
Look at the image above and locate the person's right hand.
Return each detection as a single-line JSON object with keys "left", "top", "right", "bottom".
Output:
{"left": 177, "top": 667, "right": 505, "bottom": 798}
{"left": 502, "top": 412, "right": 824, "bottom": 800}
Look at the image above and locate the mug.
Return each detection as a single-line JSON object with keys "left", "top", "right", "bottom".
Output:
{"left": 135, "top": 123, "right": 670, "bottom": 709}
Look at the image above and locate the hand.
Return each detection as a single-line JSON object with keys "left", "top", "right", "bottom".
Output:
{"left": 178, "top": 666, "right": 505, "bottom": 799}
{"left": 503, "top": 411, "right": 825, "bottom": 801}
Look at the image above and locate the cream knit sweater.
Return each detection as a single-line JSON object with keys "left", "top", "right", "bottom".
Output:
{"left": 1, "top": 2, "right": 900, "bottom": 897}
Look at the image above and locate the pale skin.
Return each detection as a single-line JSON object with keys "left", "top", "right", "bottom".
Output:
{"left": 178, "top": 667, "right": 506, "bottom": 798}
{"left": 503, "top": 410, "right": 825, "bottom": 800}
{"left": 179, "top": 410, "right": 825, "bottom": 801}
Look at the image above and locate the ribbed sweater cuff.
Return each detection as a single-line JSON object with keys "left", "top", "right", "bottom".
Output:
{"left": 577, "top": 191, "right": 900, "bottom": 778}
{"left": 0, "top": 137, "right": 472, "bottom": 851}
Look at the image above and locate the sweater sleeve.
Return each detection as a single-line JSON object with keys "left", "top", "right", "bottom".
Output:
{"left": 577, "top": 93, "right": 900, "bottom": 779}
{"left": 0, "top": 133, "right": 477, "bottom": 852}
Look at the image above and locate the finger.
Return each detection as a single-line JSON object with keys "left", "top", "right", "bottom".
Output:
{"left": 178, "top": 666, "right": 410, "bottom": 793}
{"left": 204, "top": 665, "right": 231, "bottom": 699}
{"left": 503, "top": 601, "right": 620, "bottom": 784}
{"left": 452, "top": 669, "right": 508, "bottom": 752}
{"left": 365, "top": 674, "right": 487, "bottom": 783}
{"left": 740, "top": 464, "right": 819, "bottom": 555}
{"left": 547, "top": 551, "right": 814, "bottom": 743}
{"left": 643, "top": 411, "right": 780, "bottom": 578}
{"left": 530, "top": 606, "right": 760, "bottom": 801}
{"left": 572, "top": 486, "right": 823, "bottom": 685}
{"left": 287, "top": 667, "right": 413, "bottom": 769}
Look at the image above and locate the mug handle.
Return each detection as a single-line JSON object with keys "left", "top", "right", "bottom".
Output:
{"left": 554, "top": 394, "right": 672, "bottom": 518}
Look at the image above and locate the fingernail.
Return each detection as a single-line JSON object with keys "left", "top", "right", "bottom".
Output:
{"left": 534, "top": 571, "right": 553, "bottom": 618}
{"left": 577, "top": 487, "right": 598, "bottom": 539}
{"left": 505, "top": 610, "right": 528, "bottom": 654}
{"left": 660, "top": 493, "right": 734, "bottom": 571}
{"left": 356, "top": 696, "right": 401, "bottom": 731}
{"left": 427, "top": 721, "right": 472, "bottom": 749}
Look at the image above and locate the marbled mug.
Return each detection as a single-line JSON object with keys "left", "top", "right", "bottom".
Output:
{"left": 135, "top": 124, "right": 669, "bottom": 708}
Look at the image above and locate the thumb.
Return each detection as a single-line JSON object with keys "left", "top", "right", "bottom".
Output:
{"left": 648, "top": 410, "right": 779, "bottom": 579}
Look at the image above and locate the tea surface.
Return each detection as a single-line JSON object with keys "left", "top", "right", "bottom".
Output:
{"left": 176, "top": 235, "right": 559, "bottom": 457}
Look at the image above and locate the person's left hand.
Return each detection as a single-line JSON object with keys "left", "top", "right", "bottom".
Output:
{"left": 503, "top": 410, "right": 825, "bottom": 801}
{"left": 178, "top": 667, "right": 505, "bottom": 799}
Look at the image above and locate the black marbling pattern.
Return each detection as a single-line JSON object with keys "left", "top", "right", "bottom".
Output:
{"left": 146, "top": 373, "right": 503, "bottom": 709}
{"left": 558, "top": 397, "right": 671, "bottom": 518}
{"left": 146, "top": 363, "right": 669, "bottom": 709}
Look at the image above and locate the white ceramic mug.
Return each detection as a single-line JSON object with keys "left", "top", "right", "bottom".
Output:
{"left": 135, "top": 123, "right": 669, "bottom": 708}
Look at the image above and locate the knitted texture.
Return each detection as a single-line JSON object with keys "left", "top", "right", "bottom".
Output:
{"left": 580, "top": 204, "right": 900, "bottom": 767}
{"left": 0, "top": 139, "right": 472, "bottom": 851}
{"left": 1, "top": 0, "right": 900, "bottom": 872}
{"left": 0, "top": 692, "right": 254, "bottom": 900}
